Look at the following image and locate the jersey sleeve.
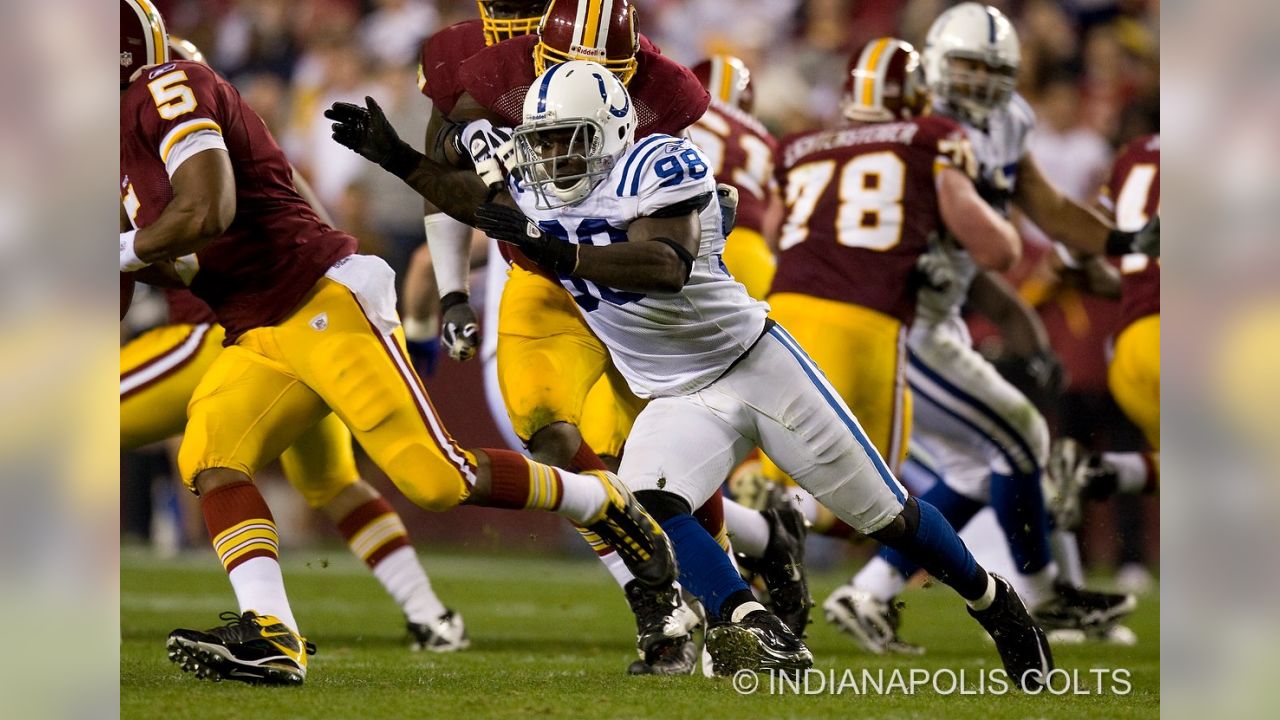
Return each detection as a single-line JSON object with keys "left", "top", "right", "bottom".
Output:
{"left": 136, "top": 61, "right": 229, "bottom": 177}
{"left": 916, "top": 116, "right": 977, "bottom": 181}
{"left": 620, "top": 136, "right": 718, "bottom": 218}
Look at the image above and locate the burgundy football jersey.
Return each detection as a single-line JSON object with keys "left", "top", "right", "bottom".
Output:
{"left": 1103, "top": 134, "right": 1160, "bottom": 333}
{"left": 417, "top": 19, "right": 488, "bottom": 116}
{"left": 687, "top": 100, "right": 778, "bottom": 235}
{"left": 770, "top": 116, "right": 971, "bottom": 325}
{"left": 454, "top": 33, "right": 708, "bottom": 137}
{"left": 164, "top": 288, "right": 217, "bottom": 326}
{"left": 120, "top": 61, "right": 355, "bottom": 343}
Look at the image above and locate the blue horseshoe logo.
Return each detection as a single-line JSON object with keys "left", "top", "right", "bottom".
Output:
{"left": 593, "top": 72, "right": 630, "bottom": 118}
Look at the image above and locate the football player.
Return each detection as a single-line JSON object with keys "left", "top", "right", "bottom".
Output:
{"left": 1048, "top": 135, "right": 1161, "bottom": 519}
{"left": 121, "top": 0, "right": 672, "bottom": 686}
{"left": 328, "top": 59, "right": 1055, "bottom": 689}
{"left": 120, "top": 35, "right": 469, "bottom": 655}
{"left": 409, "top": 0, "right": 807, "bottom": 672}
{"left": 827, "top": 3, "right": 1137, "bottom": 652}
{"left": 403, "top": 1, "right": 711, "bottom": 675}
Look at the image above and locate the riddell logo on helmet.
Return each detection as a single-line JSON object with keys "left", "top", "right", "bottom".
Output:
{"left": 569, "top": 44, "right": 606, "bottom": 59}
{"left": 120, "top": 52, "right": 133, "bottom": 67}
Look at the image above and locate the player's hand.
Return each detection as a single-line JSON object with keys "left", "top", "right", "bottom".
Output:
{"left": 474, "top": 203, "right": 579, "bottom": 276}
{"left": 439, "top": 292, "right": 480, "bottom": 362}
{"left": 325, "top": 96, "right": 414, "bottom": 173}
{"left": 995, "top": 349, "right": 1067, "bottom": 413}
{"left": 914, "top": 243, "right": 958, "bottom": 292}
{"left": 716, "top": 183, "right": 739, "bottom": 237}
{"left": 458, "top": 120, "right": 516, "bottom": 189}
{"left": 1134, "top": 214, "right": 1159, "bottom": 257}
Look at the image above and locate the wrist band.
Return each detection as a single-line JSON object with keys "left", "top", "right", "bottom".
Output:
{"left": 1105, "top": 228, "right": 1135, "bottom": 256}
{"left": 120, "top": 230, "right": 147, "bottom": 272}
{"left": 440, "top": 291, "right": 470, "bottom": 313}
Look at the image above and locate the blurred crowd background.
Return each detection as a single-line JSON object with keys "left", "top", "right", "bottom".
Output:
{"left": 121, "top": 0, "right": 1161, "bottom": 590}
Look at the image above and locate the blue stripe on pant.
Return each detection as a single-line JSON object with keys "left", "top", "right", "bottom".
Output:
{"left": 766, "top": 325, "right": 906, "bottom": 503}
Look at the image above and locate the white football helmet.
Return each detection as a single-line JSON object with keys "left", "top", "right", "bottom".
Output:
{"left": 922, "top": 2, "right": 1020, "bottom": 125}
{"left": 513, "top": 59, "right": 637, "bottom": 209}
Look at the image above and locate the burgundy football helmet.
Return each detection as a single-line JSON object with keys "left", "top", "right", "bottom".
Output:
{"left": 476, "top": 1, "right": 548, "bottom": 46}
{"left": 691, "top": 55, "right": 754, "bottom": 113}
{"left": 842, "top": 38, "right": 929, "bottom": 123}
{"left": 120, "top": 0, "right": 169, "bottom": 86}
{"left": 535, "top": 0, "right": 639, "bottom": 85}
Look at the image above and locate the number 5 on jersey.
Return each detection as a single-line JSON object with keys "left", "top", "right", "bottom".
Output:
{"left": 149, "top": 70, "right": 197, "bottom": 120}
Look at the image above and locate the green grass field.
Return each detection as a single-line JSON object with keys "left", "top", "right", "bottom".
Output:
{"left": 122, "top": 547, "right": 1158, "bottom": 719}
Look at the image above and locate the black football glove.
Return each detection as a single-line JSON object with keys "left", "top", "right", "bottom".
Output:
{"left": 324, "top": 96, "right": 421, "bottom": 178}
{"left": 473, "top": 203, "right": 578, "bottom": 276}
{"left": 1105, "top": 214, "right": 1159, "bottom": 258}
{"left": 439, "top": 292, "right": 480, "bottom": 362}
{"left": 993, "top": 349, "right": 1067, "bottom": 414}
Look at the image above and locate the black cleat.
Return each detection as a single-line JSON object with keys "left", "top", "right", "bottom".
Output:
{"left": 967, "top": 575, "right": 1053, "bottom": 691}
{"left": 584, "top": 471, "right": 676, "bottom": 589}
{"left": 624, "top": 581, "right": 700, "bottom": 675}
{"left": 738, "top": 502, "right": 813, "bottom": 637}
{"left": 1033, "top": 583, "right": 1137, "bottom": 633}
{"left": 166, "top": 611, "right": 316, "bottom": 685}
{"left": 407, "top": 609, "right": 470, "bottom": 653}
{"left": 705, "top": 610, "right": 813, "bottom": 676}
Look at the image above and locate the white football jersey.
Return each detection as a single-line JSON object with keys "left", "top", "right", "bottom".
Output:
{"left": 506, "top": 134, "right": 769, "bottom": 399}
{"left": 916, "top": 94, "right": 1035, "bottom": 325}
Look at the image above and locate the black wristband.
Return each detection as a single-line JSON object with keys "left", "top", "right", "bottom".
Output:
{"left": 382, "top": 141, "right": 425, "bottom": 180}
{"left": 440, "top": 291, "right": 469, "bottom": 312}
{"left": 650, "top": 236, "right": 695, "bottom": 283}
{"left": 1105, "top": 228, "right": 1135, "bottom": 256}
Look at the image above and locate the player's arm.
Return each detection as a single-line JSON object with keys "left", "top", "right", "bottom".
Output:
{"left": 472, "top": 196, "right": 710, "bottom": 295}
{"left": 122, "top": 148, "right": 235, "bottom": 269}
{"left": 1014, "top": 153, "right": 1144, "bottom": 256}
{"left": 937, "top": 165, "right": 1020, "bottom": 271}
{"left": 326, "top": 97, "right": 491, "bottom": 225}
{"left": 968, "top": 270, "right": 1065, "bottom": 407}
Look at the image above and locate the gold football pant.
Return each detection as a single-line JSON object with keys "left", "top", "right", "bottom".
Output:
{"left": 121, "top": 321, "right": 362, "bottom": 508}
{"left": 176, "top": 275, "right": 475, "bottom": 511}
{"left": 496, "top": 265, "right": 645, "bottom": 457}
{"left": 722, "top": 227, "right": 776, "bottom": 302}
{"left": 1109, "top": 314, "right": 1160, "bottom": 451}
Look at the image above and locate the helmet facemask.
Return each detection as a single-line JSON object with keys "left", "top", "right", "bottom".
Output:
{"left": 936, "top": 53, "right": 1017, "bottom": 124}
{"left": 513, "top": 119, "right": 613, "bottom": 209}
{"left": 476, "top": 1, "right": 545, "bottom": 46}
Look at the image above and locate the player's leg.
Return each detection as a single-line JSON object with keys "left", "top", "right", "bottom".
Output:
{"left": 749, "top": 323, "right": 1052, "bottom": 689}
{"left": 121, "top": 323, "right": 223, "bottom": 449}
{"left": 168, "top": 340, "right": 331, "bottom": 685}
{"left": 621, "top": 394, "right": 812, "bottom": 675}
{"left": 1050, "top": 316, "right": 1161, "bottom": 514}
{"left": 285, "top": 260, "right": 673, "bottom": 587}
{"left": 280, "top": 413, "right": 466, "bottom": 652}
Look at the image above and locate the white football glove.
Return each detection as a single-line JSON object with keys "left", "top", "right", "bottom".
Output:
{"left": 459, "top": 119, "right": 516, "bottom": 189}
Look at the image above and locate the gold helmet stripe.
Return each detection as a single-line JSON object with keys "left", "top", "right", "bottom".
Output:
{"left": 860, "top": 37, "right": 891, "bottom": 108}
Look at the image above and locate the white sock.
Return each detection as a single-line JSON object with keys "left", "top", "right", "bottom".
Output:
{"left": 373, "top": 545, "right": 447, "bottom": 624}
{"left": 723, "top": 498, "right": 771, "bottom": 558}
{"left": 966, "top": 573, "right": 998, "bottom": 611}
{"left": 789, "top": 486, "right": 822, "bottom": 526}
{"left": 1018, "top": 562, "right": 1058, "bottom": 609}
{"left": 730, "top": 600, "right": 768, "bottom": 623}
{"left": 229, "top": 556, "right": 298, "bottom": 634}
{"left": 597, "top": 549, "right": 636, "bottom": 588}
{"left": 852, "top": 556, "right": 907, "bottom": 602}
{"left": 1051, "top": 530, "right": 1086, "bottom": 587}
{"left": 554, "top": 470, "right": 610, "bottom": 525}
{"left": 1103, "top": 452, "right": 1149, "bottom": 494}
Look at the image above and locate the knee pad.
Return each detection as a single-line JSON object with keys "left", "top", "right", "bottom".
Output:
{"left": 634, "top": 489, "right": 692, "bottom": 523}
{"left": 312, "top": 334, "right": 401, "bottom": 432}
{"left": 383, "top": 439, "right": 468, "bottom": 512}
{"left": 868, "top": 496, "right": 919, "bottom": 543}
